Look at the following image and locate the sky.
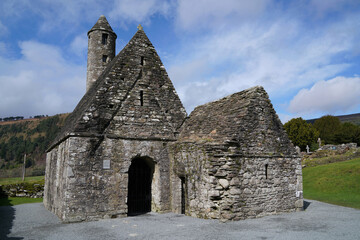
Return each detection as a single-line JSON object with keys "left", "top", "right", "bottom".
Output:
{"left": 1, "top": 0, "right": 360, "bottom": 123}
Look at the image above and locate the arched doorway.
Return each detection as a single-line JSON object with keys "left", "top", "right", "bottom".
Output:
{"left": 127, "top": 157, "right": 154, "bottom": 216}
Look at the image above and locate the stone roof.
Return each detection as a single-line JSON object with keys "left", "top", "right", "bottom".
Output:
{"left": 88, "top": 15, "right": 117, "bottom": 37}
{"left": 178, "top": 86, "right": 296, "bottom": 155}
{"left": 49, "top": 28, "right": 186, "bottom": 150}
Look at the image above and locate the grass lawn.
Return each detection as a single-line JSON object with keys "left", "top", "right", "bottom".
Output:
{"left": 303, "top": 157, "right": 360, "bottom": 209}
{"left": 0, "top": 175, "right": 44, "bottom": 185}
{"left": 0, "top": 197, "right": 43, "bottom": 206}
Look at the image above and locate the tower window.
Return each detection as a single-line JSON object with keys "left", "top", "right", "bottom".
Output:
{"left": 102, "top": 55, "right": 108, "bottom": 63}
{"left": 140, "top": 90, "right": 144, "bottom": 106}
{"left": 102, "top": 34, "right": 108, "bottom": 45}
{"left": 141, "top": 56, "right": 144, "bottom": 65}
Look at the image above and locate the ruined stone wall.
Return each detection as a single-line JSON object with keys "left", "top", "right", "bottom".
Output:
{"left": 170, "top": 142, "right": 303, "bottom": 221}
{"left": 45, "top": 136, "right": 172, "bottom": 222}
{"left": 44, "top": 138, "right": 71, "bottom": 221}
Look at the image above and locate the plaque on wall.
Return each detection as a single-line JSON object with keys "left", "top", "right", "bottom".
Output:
{"left": 103, "top": 160, "right": 111, "bottom": 169}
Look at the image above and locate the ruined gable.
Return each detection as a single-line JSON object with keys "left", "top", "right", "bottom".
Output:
{"left": 178, "top": 86, "right": 296, "bottom": 155}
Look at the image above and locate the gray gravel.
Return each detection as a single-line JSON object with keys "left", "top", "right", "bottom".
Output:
{"left": 1, "top": 199, "right": 360, "bottom": 240}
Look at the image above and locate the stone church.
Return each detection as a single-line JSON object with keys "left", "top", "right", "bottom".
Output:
{"left": 44, "top": 16, "right": 303, "bottom": 222}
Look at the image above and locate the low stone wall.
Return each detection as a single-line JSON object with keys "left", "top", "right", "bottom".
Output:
{"left": 0, "top": 182, "right": 44, "bottom": 198}
{"left": 320, "top": 143, "right": 357, "bottom": 151}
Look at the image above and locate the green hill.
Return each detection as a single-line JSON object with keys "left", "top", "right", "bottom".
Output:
{"left": 0, "top": 114, "right": 69, "bottom": 178}
{"left": 307, "top": 113, "right": 360, "bottom": 126}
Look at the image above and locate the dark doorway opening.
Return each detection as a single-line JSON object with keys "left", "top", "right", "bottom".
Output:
{"left": 180, "top": 176, "right": 186, "bottom": 214}
{"left": 127, "top": 157, "right": 153, "bottom": 216}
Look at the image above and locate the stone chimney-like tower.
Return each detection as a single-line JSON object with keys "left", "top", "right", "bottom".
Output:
{"left": 86, "top": 15, "right": 117, "bottom": 91}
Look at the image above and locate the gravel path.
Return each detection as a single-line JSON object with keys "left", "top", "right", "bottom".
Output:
{"left": 1, "top": 199, "right": 360, "bottom": 240}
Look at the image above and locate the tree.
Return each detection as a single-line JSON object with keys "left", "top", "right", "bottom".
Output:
{"left": 314, "top": 115, "right": 341, "bottom": 144}
{"left": 284, "top": 117, "right": 319, "bottom": 151}
{"left": 335, "top": 122, "right": 360, "bottom": 145}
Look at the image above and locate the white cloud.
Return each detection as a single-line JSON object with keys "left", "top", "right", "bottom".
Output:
{"left": 288, "top": 76, "right": 360, "bottom": 115}
{"left": 277, "top": 113, "right": 294, "bottom": 124}
{"left": 169, "top": 13, "right": 359, "bottom": 112}
{"left": 175, "top": 0, "right": 270, "bottom": 31}
{"left": 0, "top": 41, "right": 85, "bottom": 118}
{"left": 0, "top": 0, "right": 108, "bottom": 34}
{"left": 0, "top": 42, "right": 6, "bottom": 55}
{"left": 309, "top": 0, "right": 359, "bottom": 17}
{"left": 0, "top": 20, "right": 7, "bottom": 36}
{"left": 109, "top": 0, "right": 170, "bottom": 25}
{"left": 70, "top": 33, "right": 88, "bottom": 57}
{"left": 0, "top": 0, "right": 172, "bottom": 34}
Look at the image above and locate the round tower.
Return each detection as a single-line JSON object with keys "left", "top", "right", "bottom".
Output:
{"left": 86, "top": 15, "right": 117, "bottom": 91}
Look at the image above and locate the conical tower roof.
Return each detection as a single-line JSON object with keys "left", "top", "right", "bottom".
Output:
{"left": 88, "top": 15, "right": 117, "bottom": 37}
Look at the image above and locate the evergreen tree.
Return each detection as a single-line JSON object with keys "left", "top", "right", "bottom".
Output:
{"left": 284, "top": 117, "right": 319, "bottom": 151}
{"left": 314, "top": 115, "right": 341, "bottom": 144}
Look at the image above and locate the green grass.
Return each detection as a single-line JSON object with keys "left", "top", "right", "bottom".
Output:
{"left": 303, "top": 158, "right": 360, "bottom": 209}
{"left": 0, "top": 175, "right": 44, "bottom": 185}
{"left": 0, "top": 197, "right": 43, "bottom": 206}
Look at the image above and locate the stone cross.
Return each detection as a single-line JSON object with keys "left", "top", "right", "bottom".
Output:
{"left": 137, "top": 24, "right": 143, "bottom": 31}
{"left": 317, "top": 138, "right": 321, "bottom": 148}
{"left": 306, "top": 145, "right": 310, "bottom": 154}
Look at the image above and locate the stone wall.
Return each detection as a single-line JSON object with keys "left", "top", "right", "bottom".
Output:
{"left": 0, "top": 182, "right": 44, "bottom": 198}
{"left": 44, "top": 138, "right": 71, "bottom": 221}
{"left": 169, "top": 86, "right": 303, "bottom": 221}
{"left": 170, "top": 142, "right": 303, "bottom": 221}
{"left": 45, "top": 136, "right": 173, "bottom": 222}
{"left": 319, "top": 143, "right": 357, "bottom": 151}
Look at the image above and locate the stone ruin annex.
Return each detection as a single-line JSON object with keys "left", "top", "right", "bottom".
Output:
{"left": 44, "top": 15, "right": 303, "bottom": 222}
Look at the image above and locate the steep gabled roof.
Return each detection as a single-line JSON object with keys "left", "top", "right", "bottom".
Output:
{"left": 88, "top": 15, "right": 116, "bottom": 37}
{"left": 49, "top": 28, "right": 186, "bottom": 150}
{"left": 178, "top": 86, "right": 296, "bottom": 155}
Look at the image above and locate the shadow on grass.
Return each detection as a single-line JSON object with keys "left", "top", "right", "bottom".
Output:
{"left": 0, "top": 188, "right": 23, "bottom": 239}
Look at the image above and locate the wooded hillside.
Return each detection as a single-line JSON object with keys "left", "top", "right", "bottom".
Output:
{"left": 0, "top": 114, "right": 69, "bottom": 178}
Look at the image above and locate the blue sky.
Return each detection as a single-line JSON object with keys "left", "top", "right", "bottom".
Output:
{"left": 1, "top": 0, "right": 360, "bottom": 123}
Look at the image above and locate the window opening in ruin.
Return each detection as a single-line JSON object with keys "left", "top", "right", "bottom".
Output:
{"left": 102, "top": 33, "right": 108, "bottom": 45}
{"left": 180, "top": 176, "right": 186, "bottom": 214}
{"left": 141, "top": 56, "right": 144, "bottom": 65}
{"left": 102, "top": 55, "right": 108, "bottom": 63}
{"left": 140, "top": 90, "right": 144, "bottom": 106}
{"left": 127, "top": 157, "right": 153, "bottom": 216}
{"left": 265, "top": 164, "right": 268, "bottom": 179}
